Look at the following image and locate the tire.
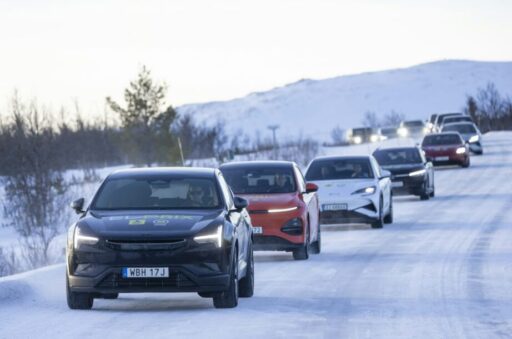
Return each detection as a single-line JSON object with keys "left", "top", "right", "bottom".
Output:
{"left": 238, "top": 242, "right": 254, "bottom": 298}
{"left": 461, "top": 157, "right": 470, "bottom": 168}
{"left": 371, "top": 198, "right": 384, "bottom": 229}
{"left": 213, "top": 251, "right": 239, "bottom": 309}
{"left": 66, "top": 276, "right": 94, "bottom": 310}
{"left": 293, "top": 225, "right": 310, "bottom": 260}
{"left": 420, "top": 182, "right": 430, "bottom": 200}
{"left": 310, "top": 222, "right": 322, "bottom": 254}
{"left": 102, "top": 293, "right": 118, "bottom": 299}
{"left": 430, "top": 185, "right": 435, "bottom": 198}
{"left": 383, "top": 197, "right": 393, "bottom": 224}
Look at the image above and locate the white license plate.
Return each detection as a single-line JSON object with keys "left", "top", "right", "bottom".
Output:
{"left": 122, "top": 267, "right": 169, "bottom": 278}
{"left": 323, "top": 203, "right": 348, "bottom": 211}
{"left": 435, "top": 156, "right": 449, "bottom": 161}
{"left": 252, "top": 226, "right": 263, "bottom": 234}
{"left": 392, "top": 181, "right": 404, "bottom": 188}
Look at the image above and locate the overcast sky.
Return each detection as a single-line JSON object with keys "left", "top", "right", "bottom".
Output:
{"left": 1, "top": 0, "right": 511, "bottom": 116}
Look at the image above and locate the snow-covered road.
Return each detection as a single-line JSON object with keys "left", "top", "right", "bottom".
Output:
{"left": 1, "top": 132, "right": 511, "bottom": 339}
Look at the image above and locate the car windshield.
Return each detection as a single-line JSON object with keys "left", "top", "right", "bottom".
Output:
{"left": 221, "top": 167, "right": 296, "bottom": 194}
{"left": 403, "top": 121, "right": 424, "bottom": 127}
{"left": 443, "top": 116, "right": 471, "bottom": 124}
{"left": 306, "top": 158, "right": 374, "bottom": 181}
{"left": 374, "top": 149, "right": 422, "bottom": 165}
{"left": 92, "top": 177, "right": 222, "bottom": 210}
{"left": 422, "top": 134, "right": 462, "bottom": 146}
{"left": 352, "top": 128, "right": 374, "bottom": 136}
{"left": 381, "top": 128, "right": 397, "bottom": 135}
{"left": 442, "top": 124, "right": 477, "bottom": 134}
{"left": 438, "top": 114, "right": 461, "bottom": 124}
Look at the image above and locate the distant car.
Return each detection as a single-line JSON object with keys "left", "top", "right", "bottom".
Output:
{"left": 422, "top": 132, "right": 470, "bottom": 167}
{"left": 347, "top": 127, "right": 380, "bottom": 144}
{"left": 305, "top": 156, "right": 393, "bottom": 228}
{"left": 427, "top": 114, "right": 438, "bottom": 133}
{"left": 433, "top": 113, "right": 463, "bottom": 132}
{"left": 66, "top": 167, "right": 254, "bottom": 310}
{"left": 220, "top": 161, "right": 321, "bottom": 260}
{"left": 398, "top": 120, "right": 428, "bottom": 138}
{"left": 379, "top": 126, "right": 399, "bottom": 140}
{"left": 373, "top": 147, "right": 435, "bottom": 200}
{"left": 439, "top": 115, "right": 473, "bottom": 130}
{"left": 441, "top": 122, "right": 483, "bottom": 154}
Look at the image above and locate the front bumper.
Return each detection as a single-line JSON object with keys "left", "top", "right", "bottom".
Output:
{"left": 468, "top": 142, "right": 483, "bottom": 153}
{"left": 67, "top": 241, "right": 231, "bottom": 294}
{"left": 249, "top": 209, "right": 306, "bottom": 247}
{"left": 68, "top": 265, "right": 230, "bottom": 294}
{"left": 319, "top": 196, "right": 379, "bottom": 225}
{"left": 390, "top": 175, "right": 425, "bottom": 196}
{"left": 253, "top": 235, "right": 304, "bottom": 251}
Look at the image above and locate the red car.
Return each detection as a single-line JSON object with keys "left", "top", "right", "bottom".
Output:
{"left": 422, "top": 132, "right": 470, "bottom": 167}
{"left": 220, "top": 161, "right": 321, "bottom": 260}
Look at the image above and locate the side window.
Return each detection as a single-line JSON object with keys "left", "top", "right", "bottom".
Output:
{"left": 217, "top": 173, "right": 234, "bottom": 209}
{"left": 294, "top": 166, "right": 306, "bottom": 192}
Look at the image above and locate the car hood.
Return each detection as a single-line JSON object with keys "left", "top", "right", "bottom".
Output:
{"left": 380, "top": 164, "right": 425, "bottom": 175}
{"left": 308, "top": 179, "right": 375, "bottom": 200}
{"left": 236, "top": 193, "right": 298, "bottom": 211}
{"left": 77, "top": 209, "right": 224, "bottom": 239}
{"left": 423, "top": 144, "right": 462, "bottom": 151}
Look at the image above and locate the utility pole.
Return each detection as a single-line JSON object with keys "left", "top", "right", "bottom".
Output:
{"left": 267, "top": 124, "right": 280, "bottom": 159}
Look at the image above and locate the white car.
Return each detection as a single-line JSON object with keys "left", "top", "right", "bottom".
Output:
{"left": 305, "top": 155, "right": 393, "bottom": 228}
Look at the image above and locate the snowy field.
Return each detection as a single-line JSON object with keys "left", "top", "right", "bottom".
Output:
{"left": 1, "top": 132, "right": 511, "bottom": 338}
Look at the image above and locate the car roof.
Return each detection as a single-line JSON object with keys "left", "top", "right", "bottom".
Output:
{"left": 108, "top": 167, "right": 218, "bottom": 179}
{"left": 219, "top": 160, "right": 296, "bottom": 169}
{"left": 374, "top": 146, "right": 420, "bottom": 152}
{"left": 310, "top": 155, "right": 372, "bottom": 162}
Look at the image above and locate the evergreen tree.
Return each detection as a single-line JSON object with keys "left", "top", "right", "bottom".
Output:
{"left": 106, "top": 66, "right": 178, "bottom": 166}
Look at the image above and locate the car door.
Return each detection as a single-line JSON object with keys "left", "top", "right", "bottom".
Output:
{"left": 217, "top": 172, "right": 248, "bottom": 273}
{"left": 294, "top": 165, "right": 319, "bottom": 243}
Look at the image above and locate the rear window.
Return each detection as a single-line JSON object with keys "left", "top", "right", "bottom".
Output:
{"left": 306, "top": 158, "right": 374, "bottom": 181}
{"left": 442, "top": 124, "right": 477, "bottom": 134}
{"left": 221, "top": 166, "right": 296, "bottom": 194}
{"left": 422, "top": 134, "right": 463, "bottom": 146}
{"left": 374, "top": 149, "right": 422, "bottom": 165}
{"left": 92, "top": 177, "right": 221, "bottom": 210}
{"left": 443, "top": 116, "right": 471, "bottom": 124}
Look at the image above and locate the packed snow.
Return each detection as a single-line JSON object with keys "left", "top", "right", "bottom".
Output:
{"left": 1, "top": 132, "right": 511, "bottom": 338}
{"left": 178, "top": 60, "right": 512, "bottom": 141}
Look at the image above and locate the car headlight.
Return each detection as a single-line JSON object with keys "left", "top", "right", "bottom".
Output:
{"left": 456, "top": 147, "right": 466, "bottom": 154}
{"left": 268, "top": 206, "right": 298, "bottom": 213}
{"left": 398, "top": 127, "right": 408, "bottom": 137}
{"left": 194, "top": 225, "right": 223, "bottom": 247}
{"left": 409, "top": 169, "right": 426, "bottom": 177}
{"left": 351, "top": 186, "right": 376, "bottom": 195}
{"left": 73, "top": 226, "right": 99, "bottom": 250}
{"left": 370, "top": 134, "right": 379, "bottom": 143}
{"left": 353, "top": 136, "right": 362, "bottom": 144}
{"left": 468, "top": 135, "right": 479, "bottom": 143}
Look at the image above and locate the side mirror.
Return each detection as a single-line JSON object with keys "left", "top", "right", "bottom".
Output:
{"left": 233, "top": 196, "right": 248, "bottom": 211}
{"left": 380, "top": 169, "right": 391, "bottom": 179}
{"left": 305, "top": 182, "right": 318, "bottom": 193}
{"left": 71, "top": 198, "right": 85, "bottom": 214}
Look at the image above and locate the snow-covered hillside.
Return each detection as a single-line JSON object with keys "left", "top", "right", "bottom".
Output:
{"left": 178, "top": 60, "right": 512, "bottom": 141}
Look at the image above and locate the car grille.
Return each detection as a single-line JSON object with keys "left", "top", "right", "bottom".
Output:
{"left": 97, "top": 269, "right": 196, "bottom": 289}
{"left": 105, "top": 239, "right": 187, "bottom": 251}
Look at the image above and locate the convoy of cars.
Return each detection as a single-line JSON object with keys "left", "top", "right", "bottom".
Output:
{"left": 66, "top": 112, "right": 483, "bottom": 309}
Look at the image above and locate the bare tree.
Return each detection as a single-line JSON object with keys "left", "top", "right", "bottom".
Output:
{"left": 361, "top": 111, "right": 380, "bottom": 128}
{"left": 381, "top": 110, "right": 405, "bottom": 126}
{"left": 1, "top": 96, "right": 71, "bottom": 269}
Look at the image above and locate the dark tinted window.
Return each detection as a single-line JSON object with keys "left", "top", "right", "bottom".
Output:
{"left": 92, "top": 177, "right": 221, "bottom": 210}
{"left": 403, "top": 120, "right": 424, "bottom": 127}
{"left": 437, "top": 114, "right": 461, "bottom": 124}
{"left": 221, "top": 166, "right": 296, "bottom": 194}
{"left": 443, "top": 116, "right": 472, "bottom": 124}
{"left": 422, "top": 134, "right": 463, "bottom": 146}
{"left": 306, "top": 158, "right": 374, "bottom": 181}
{"left": 442, "top": 124, "right": 477, "bottom": 134}
{"left": 429, "top": 114, "right": 438, "bottom": 123}
{"left": 374, "top": 149, "right": 423, "bottom": 165}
